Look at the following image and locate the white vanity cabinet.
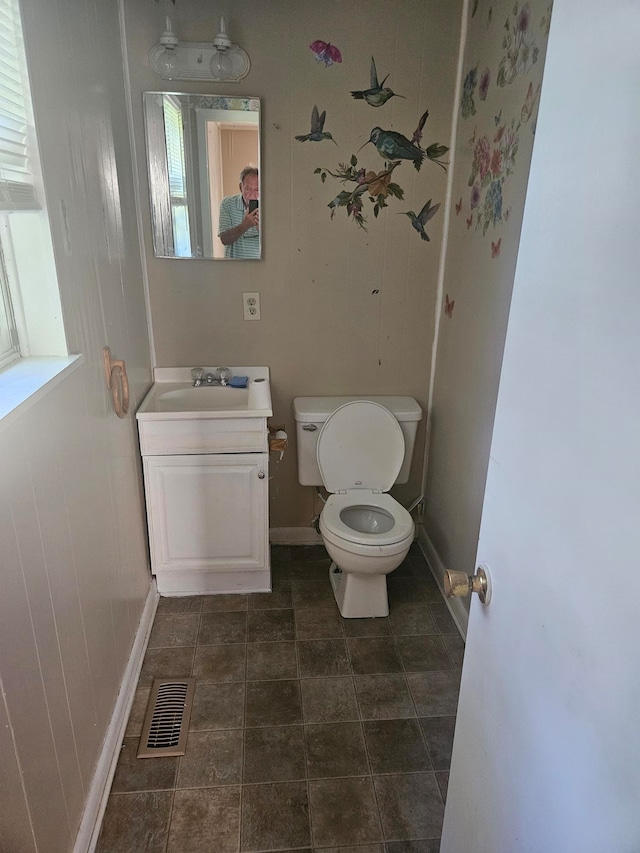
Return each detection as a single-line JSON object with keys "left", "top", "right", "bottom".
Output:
{"left": 136, "top": 368, "right": 272, "bottom": 596}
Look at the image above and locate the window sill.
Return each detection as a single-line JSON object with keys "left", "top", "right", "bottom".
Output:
{"left": 0, "top": 355, "right": 84, "bottom": 427}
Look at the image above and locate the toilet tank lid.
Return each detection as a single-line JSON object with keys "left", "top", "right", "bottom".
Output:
{"left": 294, "top": 396, "right": 422, "bottom": 423}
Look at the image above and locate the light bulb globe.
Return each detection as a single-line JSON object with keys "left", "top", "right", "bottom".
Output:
{"left": 157, "top": 48, "right": 180, "bottom": 80}
{"left": 209, "top": 48, "right": 234, "bottom": 80}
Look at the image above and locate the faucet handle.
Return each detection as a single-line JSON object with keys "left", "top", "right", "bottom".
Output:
{"left": 191, "top": 367, "right": 204, "bottom": 386}
{"left": 216, "top": 367, "right": 231, "bottom": 386}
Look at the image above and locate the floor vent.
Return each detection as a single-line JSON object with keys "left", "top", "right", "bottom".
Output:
{"left": 137, "top": 678, "right": 195, "bottom": 758}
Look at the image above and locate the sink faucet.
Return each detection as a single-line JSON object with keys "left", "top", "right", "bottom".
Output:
{"left": 192, "top": 367, "right": 231, "bottom": 387}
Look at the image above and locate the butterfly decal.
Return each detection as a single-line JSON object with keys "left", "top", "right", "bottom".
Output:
{"left": 466, "top": 216, "right": 473, "bottom": 229}
{"left": 309, "top": 40, "right": 342, "bottom": 67}
{"left": 521, "top": 82, "right": 541, "bottom": 125}
{"left": 444, "top": 294, "right": 455, "bottom": 318}
{"left": 455, "top": 197, "right": 462, "bottom": 216}
{"left": 491, "top": 238, "right": 502, "bottom": 258}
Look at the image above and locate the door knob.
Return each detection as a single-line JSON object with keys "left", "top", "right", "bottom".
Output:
{"left": 444, "top": 565, "right": 491, "bottom": 605}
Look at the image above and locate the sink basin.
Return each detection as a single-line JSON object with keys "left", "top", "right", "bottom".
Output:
{"left": 157, "top": 386, "right": 249, "bottom": 412}
{"left": 136, "top": 367, "right": 272, "bottom": 420}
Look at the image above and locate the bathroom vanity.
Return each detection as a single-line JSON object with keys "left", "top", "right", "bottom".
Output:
{"left": 136, "top": 367, "right": 272, "bottom": 595}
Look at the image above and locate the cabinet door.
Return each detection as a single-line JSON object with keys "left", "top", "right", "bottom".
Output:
{"left": 144, "top": 453, "right": 268, "bottom": 577}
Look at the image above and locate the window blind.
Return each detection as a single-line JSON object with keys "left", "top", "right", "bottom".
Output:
{"left": 0, "top": 0, "right": 38, "bottom": 210}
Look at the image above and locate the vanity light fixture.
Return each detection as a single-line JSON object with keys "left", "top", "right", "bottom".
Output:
{"left": 150, "top": 16, "right": 250, "bottom": 83}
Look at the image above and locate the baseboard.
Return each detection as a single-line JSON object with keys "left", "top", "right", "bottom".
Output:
{"left": 416, "top": 526, "right": 468, "bottom": 640}
{"left": 73, "top": 581, "right": 159, "bottom": 853}
{"left": 269, "top": 526, "right": 324, "bottom": 545}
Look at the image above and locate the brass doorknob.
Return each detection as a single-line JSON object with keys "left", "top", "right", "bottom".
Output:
{"left": 444, "top": 565, "right": 491, "bottom": 605}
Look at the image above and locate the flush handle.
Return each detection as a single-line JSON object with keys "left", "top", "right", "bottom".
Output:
{"left": 444, "top": 565, "right": 492, "bottom": 605}
{"left": 302, "top": 424, "right": 317, "bottom": 431}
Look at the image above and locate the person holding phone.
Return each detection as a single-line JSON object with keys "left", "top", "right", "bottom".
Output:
{"left": 218, "top": 166, "right": 260, "bottom": 259}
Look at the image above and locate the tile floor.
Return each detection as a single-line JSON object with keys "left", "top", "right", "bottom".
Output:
{"left": 97, "top": 543, "right": 463, "bottom": 852}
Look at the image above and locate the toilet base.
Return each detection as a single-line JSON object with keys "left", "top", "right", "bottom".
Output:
{"left": 329, "top": 562, "right": 389, "bottom": 618}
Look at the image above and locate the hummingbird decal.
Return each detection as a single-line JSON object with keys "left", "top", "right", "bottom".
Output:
{"left": 295, "top": 105, "right": 337, "bottom": 145}
{"left": 359, "top": 127, "right": 425, "bottom": 170}
{"left": 411, "top": 109, "right": 429, "bottom": 146}
{"left": 351, "top": 56, "right": 405, "bottom": 107}
{"left": 400, "top": 198, "right": 441, "bottom": 241}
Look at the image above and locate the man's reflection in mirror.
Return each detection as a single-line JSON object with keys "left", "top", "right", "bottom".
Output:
{"left": 218, "top": 166, "right": 260, "bottom": 259}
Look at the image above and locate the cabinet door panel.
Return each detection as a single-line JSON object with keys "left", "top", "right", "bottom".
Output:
{"left": 144, "top": 454, "right": 267, "bottom": 574}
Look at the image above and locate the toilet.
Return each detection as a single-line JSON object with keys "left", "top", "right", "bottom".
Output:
{"left": 294, "top": 396, "right": 422, "bottom": 618}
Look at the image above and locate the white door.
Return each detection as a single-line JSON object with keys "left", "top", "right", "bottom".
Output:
{"left": 441, "top": 2, "right": 640, "bottom": 851}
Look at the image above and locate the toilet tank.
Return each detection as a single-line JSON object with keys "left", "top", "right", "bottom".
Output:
{"left": 293, "top": 396, "right": 422, "bottom": 487}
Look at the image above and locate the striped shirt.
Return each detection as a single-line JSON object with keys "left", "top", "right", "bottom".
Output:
{"left": 218, "top": 194, "right": 260, "bottom": 259}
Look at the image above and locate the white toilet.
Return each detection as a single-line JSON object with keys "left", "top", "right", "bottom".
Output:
{"left": 294, "top": 396, "right": 423, "bottom": 618}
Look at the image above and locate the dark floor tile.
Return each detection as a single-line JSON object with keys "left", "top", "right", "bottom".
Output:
{"left": 110, "top": 738, "right": 178, "bottom": 793}
{"left": 386, "top": 841, "right": 442, "bottom": 853}
{"left": 297, "top": 638, "right": 351, "bottom": 677}
{"left": 406, "top": 671, "right": 461, "bottom": 717}
{"left": 343, "top": 617, "right": 392, "bottom": 638}
{"left": 295, "top": 605, "right": 344, "bottom": 639}
{"left": 96, "top": 791, "right": 172, "bottom": 853}
{"left": 246, "top": 641, "right": 298, "bottom": 680}
{"left": 373, "top": 772, "right": 444, "bottom": 841}
{"left": 270, "top": 543, "right": 291, "bottom": 562}
{"left": 347, "top": 637, "right": 402, "bottom": 675}
{"left": 387, "top": 578, "right": 427, "bottom": 606}
{"left": 189, "top": 682, "right": 245, "bottom": 730}
{"left": 363, "top": 719, "right": 432, "bottom": 774}
{"left": 247, "top": 608, "right": 295, "bottom": 642}
{"left": 201, "top": 593, "right": 248, "bottom": 612}
{"left": 168, "top": 787, "right": 240, "bottom": 853}
{"left": 243, "top": 725, "right": 306, "bottom": 782}
{"left": 248, "top": 578, "right": 293, "bottom": 610}
{"left": 124, "top": 685, "right": 151, "bottom": 737}
{"left": 293, "top": 544, "right": 329, "bottom": 561}
{"left": 309, "top": 777, "right": 382, "bottom": 848}
{"left": 408, "top": 541, "right": 422, "bottom": 557}
{"left": 389, "top": 605, "right": 438, "bottom": 636}
{"left": 416, "top": 574, "right": 443, "bottom": 604}
{"left": 193, "top": 643, "right": 246, "bottom": 682}
{"left": 270, "top": 560, "right": 293, "bottom": 583}
{"left": 301, "top": 677, "right": 359, "bottom": 722}
{"left": 428, "top": 602, "right": 458, "bottom": 634}
{"left": 241, "top": 781, "right": 310, "bottom": 851}
{"left": 390, "top": 556, "right": 414, "bottom": 577}
{"left": 147, "top": 613, "right": 200, "bottom": 648}
{"left": 138, "top": 646, "right": 194, "bottom": 687}
{"left": 198, "top": 611, "right": 247, "bottom": 645}
{"left": 293, "top": 579, "right": 336, "bottom": 607}
{"left": 305, "top": 722, "right": 369, "bottom": 779}
{"left": 442, "top": 633, "right": 465, "bottom": 668}
{"left": 436, "top": 771, "right": 449, "bottom": 802}
{"left": 291, "top": 557, "right": 332, "bottom": 580}
{"left": 156, "top": 595, "right": 203, "bottom": 614}
{"left": 354, "top": 674, "right": 415, "bottom": 720}
{"left": 419, "top": 716, "right": 456, "bottom": 770}
{"left": 317, "top": 846, "right": 384, "bottom": 853}
{"left": 395, "top": 636, "right": 452, "bottom": 672}
{"left": 245, "top": 679, "right": 302, "bottom": 726}
{"left": 177, "top": 729, "right": 243, "bottom": 788}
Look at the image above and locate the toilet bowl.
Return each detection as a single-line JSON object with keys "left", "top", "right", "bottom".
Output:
{"left": 315, "top": 400, "right": 415, "bottom": 618}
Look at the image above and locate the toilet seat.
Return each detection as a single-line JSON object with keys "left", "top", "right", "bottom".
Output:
{"left": 321, "top": 491, "right": 414, "bottom": 549}
{"left": 317, "top": 401, "right": 413, "bottom": 555}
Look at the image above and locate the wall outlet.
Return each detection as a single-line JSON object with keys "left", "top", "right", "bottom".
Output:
{"left": 242, "top": 291, "right": 261, "bottom": 321}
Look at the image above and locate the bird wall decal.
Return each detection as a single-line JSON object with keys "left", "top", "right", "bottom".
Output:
{"left": 400, "top": 198, "right": 441, "bottom": 241}
{"left": 351, "top": 56, "right": 405, "bottom": 107}
{"left": 295, "top": 105, "right": 337, "bottom": 144}
{"left": 358, "top": 127, "right": 425, "bottom": 170}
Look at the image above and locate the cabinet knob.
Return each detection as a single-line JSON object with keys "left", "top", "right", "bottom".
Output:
{"left": 258, "top": 470, "right": 265, "bottom": 479}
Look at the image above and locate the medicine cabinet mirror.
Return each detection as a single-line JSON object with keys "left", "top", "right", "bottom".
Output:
{"left": 143, "top": 92, "right": 260, "bottom": 260}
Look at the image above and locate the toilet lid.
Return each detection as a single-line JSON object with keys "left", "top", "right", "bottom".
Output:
{"left": 317, "top": 400, "right": 405, "bottom": 493}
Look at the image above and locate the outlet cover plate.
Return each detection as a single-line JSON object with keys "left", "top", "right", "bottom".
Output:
{"left": 243, "top": 292, "right": 261, "bottom": 321}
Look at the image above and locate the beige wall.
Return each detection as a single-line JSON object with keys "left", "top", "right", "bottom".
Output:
{"left": 425, "top": 0, "right": 551, "bottom": 591}
{"left": 0, "top": 0, "right": 152, "bottom": 849}
{"left": 124, "top": 0, "right": 463, "bottom": 529}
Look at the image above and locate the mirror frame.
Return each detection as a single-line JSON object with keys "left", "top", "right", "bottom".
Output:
{"left": 143, "top": 92, "right": 261, "bottom": 260}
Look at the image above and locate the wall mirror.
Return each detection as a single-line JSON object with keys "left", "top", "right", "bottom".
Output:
{"left": 143, "top": 92, "right": 260, "bottom": 260}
